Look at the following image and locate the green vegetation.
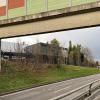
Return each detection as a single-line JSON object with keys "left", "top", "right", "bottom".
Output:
{"left": 0, "top": 65, "right": 100, "bottom": 94}
{"left": 67, "top": 41, "right": 95, "bottom": 67}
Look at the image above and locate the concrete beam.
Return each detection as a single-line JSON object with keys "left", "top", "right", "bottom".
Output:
{"left": 0, "top": 10, "right": 100, "bottom": 39}
{"left": 0, "top": 1, "right": 100, "bottom": 39}
{"left": 0, "top": 1, "right": 100, "bottom": 25}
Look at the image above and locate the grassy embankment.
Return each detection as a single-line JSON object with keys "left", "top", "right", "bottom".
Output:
{"left": 0, "top": 65, "right": 100, "bottom": 94}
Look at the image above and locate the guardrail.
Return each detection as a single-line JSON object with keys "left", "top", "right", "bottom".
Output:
{"left": 50, "top": 79, "right": 100, "bottom": 100}
{"left": 0, "top": 0, "right": 99, "bottom": 20}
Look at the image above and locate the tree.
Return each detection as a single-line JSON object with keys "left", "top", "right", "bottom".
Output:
{"left": 80, "top": 52, "right": 85, "bottom": 65}
{"left": 81, "top": 47, "right": 94, "bottom": 66}
{"left": 68, "top": 41, "right": 73, "bottom": 65}
{"left": 50, "top": 39, "right": 61, "bottom": 68}
{"left": 73, "top": 45, "right": 77, "bottom": 65}
{"left": 96, "top": 61, "right": 99, "bottom": 67}
{"left": 67, "top": 41, "right": 94, "bottom": 67}
{"left": 14, "top": 39, "right": 26, "bottom": 62}
{"left": 68, "top": 41, "right": 72, "bottom": 54}
{"left": 76, "top": 44, "right": 81, "bottom": 65}
{"left": 50, "top": 38, "right": 60, "bottom": 46}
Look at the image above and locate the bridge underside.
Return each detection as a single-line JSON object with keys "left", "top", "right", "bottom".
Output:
{"left": 0, "top": 10, "right": 100, "bottom": 39}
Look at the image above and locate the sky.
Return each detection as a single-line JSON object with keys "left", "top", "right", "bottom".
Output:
{"left": 2, "top": 26, "right": 100, "bottom": 61}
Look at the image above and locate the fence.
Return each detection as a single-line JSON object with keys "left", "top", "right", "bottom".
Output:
{"left": 49, "top": 79, "right": 100, "bottom": 100}
{"left": 0, "top": 0, "right": 99, "bottom": 20}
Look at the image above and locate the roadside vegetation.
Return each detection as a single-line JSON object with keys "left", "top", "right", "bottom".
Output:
{"left": 0, "top": 61, "right": 100, "bottom": 94}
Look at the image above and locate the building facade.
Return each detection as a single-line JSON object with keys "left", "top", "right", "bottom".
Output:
{"left": 25, "top": 43, "right": 68, "bottom": 64}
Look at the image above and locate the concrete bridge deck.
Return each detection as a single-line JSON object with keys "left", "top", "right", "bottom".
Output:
{"left": 0, "top": 1, "right": 100, "bottom": 39}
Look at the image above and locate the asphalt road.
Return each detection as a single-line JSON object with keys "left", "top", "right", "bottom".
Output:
{"left": 94, "top": 95, "right": 100, "bottom": 100}
{"left": 0, "top": 74, "right": 100, "bottom": 100}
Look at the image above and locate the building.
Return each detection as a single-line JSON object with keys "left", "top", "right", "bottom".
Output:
{"left": 1, "top": 41, "right": 28, "bottom": 60}
{"left": 25, "top": 43, "right": 68, "bottom": 64}
{"left": 1, "top": 42, "right": 68, "bottom": 64}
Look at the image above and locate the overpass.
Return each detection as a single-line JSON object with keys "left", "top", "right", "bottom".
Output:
{"left": 0, "top": 0, "right": 100, "bottom": 71}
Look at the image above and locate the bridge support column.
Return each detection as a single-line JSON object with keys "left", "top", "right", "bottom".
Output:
{"left": 0, "top": 39, "right": 1, "bottom": 72}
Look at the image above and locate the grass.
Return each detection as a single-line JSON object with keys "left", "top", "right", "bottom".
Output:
{"left": 0, "top": 65, "right": 100, "bottom": 94}
{"left": 0, "top": 0, "right": 97, "bottom": 20}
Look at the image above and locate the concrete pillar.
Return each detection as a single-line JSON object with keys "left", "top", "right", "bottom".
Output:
{"left": 0, "top": 39, "right": 1, "bottom": 72}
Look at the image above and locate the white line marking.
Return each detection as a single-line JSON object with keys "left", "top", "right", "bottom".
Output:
{"left": 54, "top": 86, "right": 70, "bottom": 93}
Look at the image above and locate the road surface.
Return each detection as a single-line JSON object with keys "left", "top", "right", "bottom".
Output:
{"left": 0, "top": 74, "right": 100, "bottom": 100}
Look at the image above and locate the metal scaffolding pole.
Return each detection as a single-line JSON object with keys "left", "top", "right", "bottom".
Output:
{"left": 0, "top": 39, "right": 1, "bottom": 72}
{"left": 45, "top": 0, "right": 48, "bottom": 11}
{"left": 6, "top": 0, "right": 8, "bottom": 19}
{"left": 69, "top": 0, "right": 72, "bottom": 7}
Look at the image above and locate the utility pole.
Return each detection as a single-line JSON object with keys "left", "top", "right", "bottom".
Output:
{"left": 0, "top": 39, "right": 1, "bottom": 72}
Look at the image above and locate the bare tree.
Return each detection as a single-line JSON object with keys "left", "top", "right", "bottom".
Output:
{"left": 14, "top": 39, "right": 26, "bottom": 62}
{"left": 81, "top": 47, "right": 94, "bottom": 66}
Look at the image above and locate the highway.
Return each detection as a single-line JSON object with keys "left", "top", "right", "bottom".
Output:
{"left": 0, "top": 74, "right": 100, "bottom": 100}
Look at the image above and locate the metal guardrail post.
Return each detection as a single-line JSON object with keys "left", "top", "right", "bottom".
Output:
{"left": 50, "top": 79, "right": 100, "bottom": 100}
{"left": 89, "top": 83, "right": 93, "bottom": 95}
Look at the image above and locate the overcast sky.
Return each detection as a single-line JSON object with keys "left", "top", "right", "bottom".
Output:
{"left": 2, "top": 26, "right": 100, "bottom": 61}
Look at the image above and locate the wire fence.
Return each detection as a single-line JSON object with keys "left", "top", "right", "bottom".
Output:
{"left": 0, "top": 0, "right": 99, "bottom": 20}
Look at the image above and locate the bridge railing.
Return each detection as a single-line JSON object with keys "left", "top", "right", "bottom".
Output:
{"left": 0, "top": 0, "right": 99, "bottom": 20}
{"left": 49, "top": 79, "right": 100, "bottom": 100}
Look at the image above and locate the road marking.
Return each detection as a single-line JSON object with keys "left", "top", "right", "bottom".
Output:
{"left": 48, "top": 88, "right": 53, "bottom": 91}
{"left": 0, "top": 91, "right": 41, "bottom": 98}
{"left": 54, "top": 86, "right": 70, "bottom": 93}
